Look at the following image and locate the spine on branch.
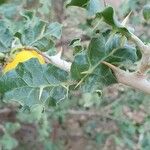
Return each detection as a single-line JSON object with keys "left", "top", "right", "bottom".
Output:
{"left": 102, "top": 61, "right": 150, "bottom": 94}
{"left": 130, "top": 33, "right": 150, "bottom": 74}
{"left": 102, "top": 28, "right": 150, "bottom": 94}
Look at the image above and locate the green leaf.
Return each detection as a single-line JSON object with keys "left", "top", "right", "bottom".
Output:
{"left": 71, "top": 32, "right": 137, "bottom": 92}
{"left": 106, "top": 45, "right": 137, "bottom": 64}
{"left": 96, "top": 7, "right": 131, "bottom": 37}
{"left": 0, "top": 59, "right": 69, "bottom": 107}
{"left": 96, "top": 64, "right": 117, "bottom": 85}
{"left": 105, "top": 34, "right": 137, "bottom": 64}
{"left": 71, "top": 34, "right": 118, "bottom": 92}
{"left": 66, "top": 0, "right": 89, "bottom": 7}
{"left": 67, "top": 0, "right": 102, "bottom": 16}
{"left": 100, "top": 6, "right": 119, "bottom": 27}
{"left": 143, "top": 4, "right": 150, "bottom": 21}
{"left": 87, "top": 0, "right": 103, "bottom": 16}
{"left": 46, "top": 22, "right": 62, "bottom": 39}
{"left": 80, "top": 64, "right": 117, "bottom": 92}
{"left": 20, "top": 20, "right": 46, "bottom": 44}
{"left": 105, "top": 34, "right": 123, "bottom": 51}
{"left": 20, "top": 10, "right": 35, "bottom": 21}
{"left": 88, "top": 34, "right": 106, "bottom": 65}
{"left": 20, "top": 21, "right": 62, "bottom": 51}
{"left": 71, "top": 51, "right": 90, "bottom": 80}
{"left": 0, "top": 21, "right": 13, "bottom": 52}
{"left": 80, "top": 74, "right": 101, "bottom": 92}
{"left": 69, "top": 38, "right": 83, "bottom": 54}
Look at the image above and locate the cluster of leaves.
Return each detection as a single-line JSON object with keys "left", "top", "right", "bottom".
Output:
{"left": 0, "top": 1, "right": 67, "bottom": 149}
{"left": 67, "top": 1, "right": 150, "bottom": 149}
{"left": 0, "top": 0, "right": 68, "bottom": 109}
{"left": 69, "top": 2, "right": 138, "bottom": 92}
{"left": 0, "top": 0, "right": 142, "bottom": 108}
{"left": 0, "top": 0, "right": 150, "bottom": 149}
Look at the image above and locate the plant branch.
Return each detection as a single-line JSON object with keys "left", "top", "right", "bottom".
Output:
{"left": 24, "top": 40, "right": 150, "bottom": 94}
{"left": 24, "top": 46, "right": 72, "bottom": 72}
{"left": 137, "top": 53, "right": 150, "bottom": 74}
{"left": 130, "top": 33, "right": 148, "bottom": 54}
{"left": 102, "top": 61, "right": 150, "bottom": 94}
{"left": 128, "top": 32, "right": 150, "bottom": 74}
{"left": 46, "top": 49, "right": 72, "bottom": 72}
{"left": 39, "top": 48, "right": 150, "bottom": 94}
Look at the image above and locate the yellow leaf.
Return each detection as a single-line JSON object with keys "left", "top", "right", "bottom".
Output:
{"left": 3, "top": 49, "right": 45, "bottom": 73}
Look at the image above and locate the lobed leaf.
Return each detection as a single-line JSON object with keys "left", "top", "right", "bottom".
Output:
{"left": 19, "top": 21, "right": 62, "bottom": 51}
{"left": 96, "top": 7, "right": 131, "bottom": 37}
{"left": 71, "top": 33, "right": 137, "bottom": 92}
{"left": 71, "top": 51, "right": 90, "bottom": 80}
{"left": 0, "top": 59, "right": 69, "bottom": 107}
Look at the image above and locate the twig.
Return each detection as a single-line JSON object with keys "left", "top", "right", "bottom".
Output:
{"left": 24, "top": 46, "right": 72, "bottom": 72}
{"left": 130, "top": 33, "right": 147, "bottom": 54}
{"left": 48, "top": 50, "right": 72, "bottom": 72}
{"left": 102, "top": 61, "right": 150, "bottom": 94}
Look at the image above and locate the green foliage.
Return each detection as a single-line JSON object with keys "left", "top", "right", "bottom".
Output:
{"left": 19, "top": 20, "right": 62, "bottom": 52}
{"left": 96, "top": 7, "right": 131, "bottom": 37}
{"left": 67, "top": 0, "right": 103, "bottom": 16}
{"left": 71, "top": 31, "right": 137, "bottom": 92}
{"left": 0, "top": 1, "right": 139, "bottom": 107}
{"left": 143, "top": 4, "right": 150, "bottom": 21}
{"left": 0, "top": 59, "right": 68, "bottom": 107}
{"left": 0, "top": 0, "right": 149, "bottom": 149}
{"left": 69, "top": 38, "right": 83, "bottom": 54}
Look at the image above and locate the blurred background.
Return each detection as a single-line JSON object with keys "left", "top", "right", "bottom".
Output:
{"left": 0, "top": 0, "right": 150, "bottom": 150}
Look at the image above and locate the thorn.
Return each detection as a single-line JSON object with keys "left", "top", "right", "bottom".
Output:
{"left": 74, "top": 78, "right": 83, "bottom": 89}
{"left": 81, "top": 69, "right": 92, "bottom": 74}
{"left": 102, "top": 61, "right": 125, "bottom": 77}
{"left": 39, "top": 86, "right": 44, "bottom": 100}
{"left": 102, "top": 61, "right": 119, "bottom": 72}
{"left": 74, "top": 75, "right": 87, "bottom": 89}
{"left": 50, "top": 47, "right": 63, "bottom": 60}
{"left": 57, "top": 47, "right": 63, "bottom": 58}
{"left": 122, "top": 11, "right": 132, "bottom": 26}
